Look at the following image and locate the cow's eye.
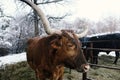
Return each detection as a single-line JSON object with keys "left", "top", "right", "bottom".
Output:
{"left": 72, "top": 39, "right": 76, "bottom": 43}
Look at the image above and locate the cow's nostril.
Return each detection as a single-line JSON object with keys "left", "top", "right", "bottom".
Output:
{"left": 84, "top": 66, "right": 87, "bottom": 70}
{"left": 84, "top": 64, "right": 90, "bottom": 72}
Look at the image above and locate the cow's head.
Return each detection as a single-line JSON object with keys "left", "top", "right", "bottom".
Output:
{"left": 20, "top": 0, "right": 90, "bottom": 72}
{"left": 50, "top": 30, "right": 89, "bottom": 72}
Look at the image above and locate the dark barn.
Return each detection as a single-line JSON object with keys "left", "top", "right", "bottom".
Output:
{"left": 80, "top": 33, "right": 120, "bottom": 64}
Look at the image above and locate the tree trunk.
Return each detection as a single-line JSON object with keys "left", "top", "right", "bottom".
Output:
{"left": 34, "top": 0, "right": 39, "bottom": 36}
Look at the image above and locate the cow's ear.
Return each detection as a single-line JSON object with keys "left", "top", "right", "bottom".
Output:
{"left": 50, "top": 38, "right": 62, "bottom": 49}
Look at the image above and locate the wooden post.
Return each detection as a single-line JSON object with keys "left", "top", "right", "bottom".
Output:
{"left": 82, "top": 72, "right": 87, "bottom": 80}
{"left": 90, "top": 43, "right": 93, "bottom": 63}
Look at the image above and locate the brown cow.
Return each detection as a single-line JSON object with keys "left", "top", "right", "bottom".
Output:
{"left": 20, "top": 0, "right": 90, "bottom": 80}
{"left": 27, "top": 30, "right": 89, "bottom": 80}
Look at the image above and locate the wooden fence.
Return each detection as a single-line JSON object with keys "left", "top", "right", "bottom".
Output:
{"left": 81, "top": 40, "right": 120, "bottom": 80}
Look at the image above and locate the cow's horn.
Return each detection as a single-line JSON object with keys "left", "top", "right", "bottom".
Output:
{"left": 76, "top": 26, "right": 88, "bottom": 38}
{"left": 20, "top": 0, "right": 54, "bottom": 35}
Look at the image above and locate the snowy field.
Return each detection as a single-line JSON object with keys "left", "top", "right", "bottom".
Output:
{"left": 0, "top": 52, "right": 115, "bottom": 67}
{"left": 0, "top": 52, "right": 26, "bottom": 66}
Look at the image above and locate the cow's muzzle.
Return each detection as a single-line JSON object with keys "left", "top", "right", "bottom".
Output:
{"left": 76, "top": 64, "right": 90, "bottom": 72}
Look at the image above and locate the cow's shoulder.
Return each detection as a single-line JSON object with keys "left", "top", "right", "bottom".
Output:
{"left": 27, "top": 37, "right": 41, "bottom": 45}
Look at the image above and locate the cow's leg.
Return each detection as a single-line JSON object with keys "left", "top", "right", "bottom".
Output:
{"left": 35, "top": 70, "right": 39, "bottom": 80}
{"left": 50, "top": 66, "right": 64, "bottom": 80}
{"left": 38, "top": 73, "right": 46, "bottom": 80}
{"left": 58, "top": 75, "right": 63, "bottom": 80}
{"left": 113, "top": 51, "right": 119, "bottom": 64}
{"left": 36, "top": 68, "right": 46, "bottom": 80}
{"left": 58, "top": 71, "right": 64, "bottom": 80}
{"left": 92, "top": 51, "right": 99, "bottom": 64}
{"left": 51, "top": 75, "right": 63, "bottom": 80}
{"left": 35, "top": 69, "right": 46, "bottom": 80}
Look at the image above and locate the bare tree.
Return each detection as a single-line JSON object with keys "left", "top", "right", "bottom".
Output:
{"left": 95, "top": 16, "right": 119, "bottom": 34}
{"left": 0, "top": 5, "right": 3, "bottom": 16}
{"left": 33, "top": 0, "right": 39, "bottom": 36}
{"left": 103, "top": 16, "right": 118, "bottom": 33}
{"left": 19, "top": 0, "right": 68, "bottom": 36}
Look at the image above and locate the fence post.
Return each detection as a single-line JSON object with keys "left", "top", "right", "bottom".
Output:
{"left": 82, "top": 72, "right": 87, "bottom": 80}
{"left": 90, "top": 42, "right": 93, "bottom": 63}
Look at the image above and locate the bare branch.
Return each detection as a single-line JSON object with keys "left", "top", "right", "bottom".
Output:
{"left": 48, "top": 14, "right": 68, "bottom": 20}
{"left": 37, "top": 0, "right": 63, "bottom": 5}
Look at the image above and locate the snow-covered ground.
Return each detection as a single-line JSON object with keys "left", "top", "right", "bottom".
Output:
{"left": 0, "top": 51, "right": 116, "bottom": 67}
{"left": 0, "top": 52, "right": 26, "bottom": 66}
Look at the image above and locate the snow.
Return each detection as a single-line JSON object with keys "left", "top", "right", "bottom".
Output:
{"left": 0, "top": 41, "right": 12, "bottom": 48}
{"left": 99, "top": 51, "right": 115, "bottom": 57}
{"left": 0, "top": 52, "right": 26, "bottom": 66}
{"left": 87, "top": 31, "right": 120, "bottom": 37}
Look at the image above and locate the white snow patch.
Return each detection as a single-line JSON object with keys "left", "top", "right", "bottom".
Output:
{"left": 99, "top": 51, "right": 115, "bottom": 57}
{"left": 109, "top": 51, "right": 116, "bottom": 57}
{"left": 0, "top": 52, "right": 26, "bottom": 66}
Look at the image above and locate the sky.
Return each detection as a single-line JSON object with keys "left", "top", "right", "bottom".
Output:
{"left": 0, "top": 0, "right": 16, "bottom": 16}
{"left": 72, "top": 0, "right": 120, "bottom": 21}
{"left": 1, "top": 0, "right": 120, "bottom": 22}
